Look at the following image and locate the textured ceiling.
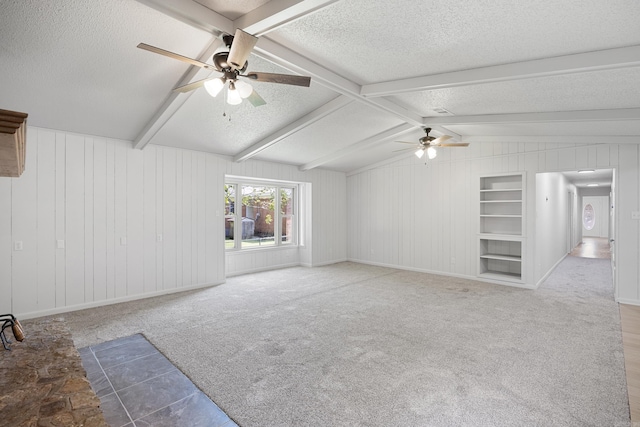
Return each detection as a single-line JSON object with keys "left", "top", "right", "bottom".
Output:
{"left": 268, "top": 0, "right": 640, "bottom": 84}
{"left": 0, "top": 0, "right": 639, "bottom": 173}
{"left": 0, "top": 0, "right": 211, "bottom": 141}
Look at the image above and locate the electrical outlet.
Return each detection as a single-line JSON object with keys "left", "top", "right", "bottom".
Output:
{"left": 632, "top": 211, "right": 640, "bottom": 220}
{"left": 451, "top": 257, "right": 456, "bottom": 264}
{"left": 157, "top": 234, "right": 163, "bottom": 242}
{"left": 120, "top": 237, "right": 127, "bottom": 246}
{"left": 14, "top": 241, "right": 23, "bottom": 251}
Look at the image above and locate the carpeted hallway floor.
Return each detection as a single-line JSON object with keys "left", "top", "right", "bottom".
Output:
{"left": 60, "top": 258, "right": 628, "bottom": 426}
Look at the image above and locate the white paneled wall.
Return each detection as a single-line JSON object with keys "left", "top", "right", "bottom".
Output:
{"left": 347, "top": 142, "right": 640, "bottom": 304}
{"left": 0, "top": 127, "right": 347, "bottom": 318}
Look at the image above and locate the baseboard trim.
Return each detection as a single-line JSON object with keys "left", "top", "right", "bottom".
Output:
{"left": 18, "top": 281, "right": 224, "bottom": 320}
{"left": 617, "top": 298, "right": 640, "bottom": 306}
{"left": 535, "top": 253, "right": 569, "bottom": 289}
{"left": 348, "top": 258, "right": 477, "bottom": 281}
{"left": 348, "top": 258, "right": 537, "bottom": 289}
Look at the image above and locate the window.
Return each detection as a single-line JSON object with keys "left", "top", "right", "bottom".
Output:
{"left": 225, "top": 179, "right": 298, "bottom": 250}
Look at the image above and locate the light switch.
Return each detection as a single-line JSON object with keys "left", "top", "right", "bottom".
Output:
{"left": 157, "top": 234, "right": 163, "bottom": 242}
{"left": 57, "top": 240, "right": 65, "bottom": 249}
{"left": 120, "top": 237, "right": 127, "bottom": 246}
{"left": 632, "top": 211, "right": 640, "bottom": 220}
{"left": 14, "top": 241, "right": 23, "bottom": 251}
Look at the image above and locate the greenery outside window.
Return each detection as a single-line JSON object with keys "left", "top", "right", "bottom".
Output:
{"left": 225, "top": 179, "right": 297, "bottom": 250}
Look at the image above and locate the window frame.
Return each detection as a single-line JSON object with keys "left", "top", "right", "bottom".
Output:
{"left": 225, "top": 177, "right": 299, "bottom": 252}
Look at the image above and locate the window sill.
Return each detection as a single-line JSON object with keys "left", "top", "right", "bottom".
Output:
{"left": 225, "top": 245, "right": 299, "bottom": 255}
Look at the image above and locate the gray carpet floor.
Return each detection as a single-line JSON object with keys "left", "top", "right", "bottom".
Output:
{"left": 60, "top": 256, "right": 629, "bottom": 426}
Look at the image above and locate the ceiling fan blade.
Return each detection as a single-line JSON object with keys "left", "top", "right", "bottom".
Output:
{"left": 431, "top": 135, "right": 452, "bottom": 145}
{"left": 439, "top": 143, "right": 470, "bottom": 147}
{"left": 228, "top": 29, "right": 258, "bottom": 70}
{"left": 246, "top": 90, "right": 266, "bottom": 107}
{"left": 244, "top": 72, "right": 311, "bottom": 87}
{"left": 173, "top": 77, "right": 214, "bottom": 93}
{"left": 137, "top": 43, "right": 213, "bottom": 69}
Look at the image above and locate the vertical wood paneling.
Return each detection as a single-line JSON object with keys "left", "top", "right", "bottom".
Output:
{"left": 114, "top": 142, "right": 127, "bottom": 298}
{"left": 0, "top": 173, "right": 11, "bottom": 314}
{"left": 55, "top": 132, "right": 66, "bottom": 307}
{"left": 12, "top": 130, "right": 38, "bottom": 314}
{"left": 36, "top": 130, "right": 56, "bottom": 311}
{"left": 176, "top": 150, "right": 183, "bottom": 287}
{"left": 197, "top": 156, "right": 206, "bottom": 283}
{"left": 127, "top": 148, "right": 144, "bottom": 295}
{"left": 93, "top": 139, "right": 107, "bottom": 302}
{"left": 181, "top": 151, "right": 191, "bottom": 286}
{"left": 162, "top": 148, "right": 177, "bottom": 290}
{"left": 84, "top": 139, "right": 94, "bottom": 303}
{"left": 205, "top": 156, "right": 217, "bottom": 282}
{"left": 143, "top": 146, "right": 157, "bottom": 293}
{"left": 597, "top": 145, "right": 610, "bottom": 168}
{"left": 156, "top": 147, "right": 164, "bottom": 290}
{"left": 65, "top": 134, "right": 84, "bottom": 306}
{"left": 105, "top": 141, "right": 115, "bottom": 300}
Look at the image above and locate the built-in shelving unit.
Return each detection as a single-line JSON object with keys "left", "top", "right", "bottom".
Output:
{"left": 478, "top": 173, "right": 525, "bottom": 283}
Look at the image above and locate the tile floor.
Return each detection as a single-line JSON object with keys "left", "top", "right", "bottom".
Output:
{"left": 79, "top": 334, "right": 237, "bottom": 427}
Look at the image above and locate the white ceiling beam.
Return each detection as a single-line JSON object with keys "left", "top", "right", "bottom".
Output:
{"left": 424, "top": 108, "right": 640, "bottom": 126}
{"left": 236, "top": 0, "right": 340, "bottom": 36}
{"left": 361, "top": 45, "right": 640, "bottom": 97}
{"left": 253, "top": 38, "right": 424, "bottom": 126}
{"left": 299, "top": 123, "right": 417, "bottom": 171}
{"left": 464, "top": 135, "right": 640, "bottom": 144}
{"left": 233, "top": 95, "right": 353, "bottom": 162}
{"left": 135, "top": 0, "right": 233, "bottom": 35}
{"left": 133, "top": 40, "right": 222, "bottom": 150}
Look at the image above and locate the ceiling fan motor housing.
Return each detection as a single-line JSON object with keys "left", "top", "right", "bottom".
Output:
{"left": 212, "top": 52, "right": 248, "bottom": 73}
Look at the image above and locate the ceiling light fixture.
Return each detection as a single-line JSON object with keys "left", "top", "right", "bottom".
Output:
{"left": 415, "top": 148, "right": 425, "bottom": 159}
{"left": 204, "top": 77, "right": 225, "bottom": 97}
{"left": 226, "top": 81, "right": 242, "bottom": 105}
{"left": 204, "top": 77, "right": 254, "bottom": 105}
{"left": 587, "top": 183, "right": 599, "bottom": 187}
{"left": 234, "top": 80, "right": 253, "bottom": 98}
{"left": 578, "top": 169, "right": 595, "bottom": 174}
{"left": 427, "top": 147, "right": 437, "bottom": 159}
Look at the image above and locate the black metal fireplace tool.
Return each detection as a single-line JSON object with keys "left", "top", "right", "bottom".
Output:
{"left": 1, "top": 314, "right": 25, "bottom": 351}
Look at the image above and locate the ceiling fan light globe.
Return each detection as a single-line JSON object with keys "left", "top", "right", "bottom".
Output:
{"left": 204, "top": 77, "right": 225, "bottom": 97}
{"left": 227, "top": 86, "right": 242, "bottom": 105}
{"left": 235, "top": 80, "right": 254, "bottom": 98}
{"left": 427, "top": 147, "right": 437, "bottom": 159}
{"left": 415, "top": 148, "right": 425, "bottom": 159}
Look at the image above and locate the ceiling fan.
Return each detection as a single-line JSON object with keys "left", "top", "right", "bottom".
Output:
{"left": 137, "top": 29, "right": 311, "bottom": 107}
{"left": 395, "top": 127, "right": 469, "bottom": 159}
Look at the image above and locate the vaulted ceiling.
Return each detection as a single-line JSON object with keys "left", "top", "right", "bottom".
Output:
{"left": 1, "top": 0, "right": 639, "bottom": 173}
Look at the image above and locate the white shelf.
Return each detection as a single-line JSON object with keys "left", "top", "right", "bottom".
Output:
{"left": 478, "top": 173, "right": 525, "bottom": 284}
{"left": 478, "top": 271, "right": 523, "bottom": 280}
{"left": 480, "top": 253, "right": 522, "bottom": 262}
{"left": 479, "top": 188, "right": 522, "bottom": 193}
{"left": 478, "top": 233, "right": 523, "bottom": 241}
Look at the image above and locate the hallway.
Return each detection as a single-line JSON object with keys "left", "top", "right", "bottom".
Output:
{"left": 569, "top": 237, "right": 611, "bottom": 259}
